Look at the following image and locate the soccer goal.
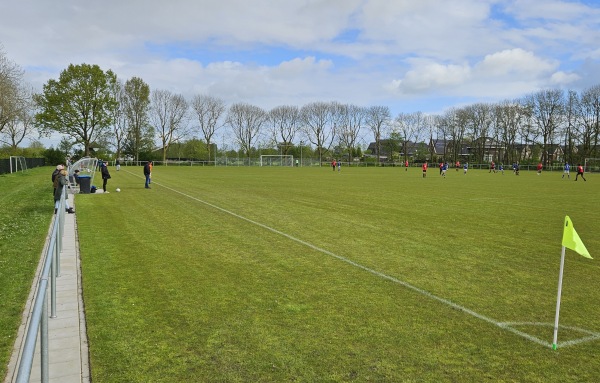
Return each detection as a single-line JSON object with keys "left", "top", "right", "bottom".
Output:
{"left": 9, "top": 156, "right": 27, "bottom": 173}
{"left": 584, "top": 158, "right": 600, "bottom": 173}
{"left": 260, "top": 155, "right": 294, "bottom": 167}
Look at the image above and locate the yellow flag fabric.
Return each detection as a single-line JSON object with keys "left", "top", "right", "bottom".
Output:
{"left": 562, "top": 216, "right": 592, "bottom": 259}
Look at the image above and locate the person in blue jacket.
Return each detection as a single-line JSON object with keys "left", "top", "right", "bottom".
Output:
{"left": 562, "top": 162, "right": 570, "bottom": 179}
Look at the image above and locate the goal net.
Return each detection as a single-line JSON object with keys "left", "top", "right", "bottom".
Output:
{"left": 9, "top": 156, "right": 27, "bottom": 173}
{"left": 584, "top": 158, "right": 600, "bottom": 173}
{"left": 260, "top": 155, "right": 294, "bottom": 167}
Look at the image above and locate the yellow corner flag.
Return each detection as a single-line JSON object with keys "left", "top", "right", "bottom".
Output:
{"left": 562, "top": 216, "right": 592, "bottom": 259}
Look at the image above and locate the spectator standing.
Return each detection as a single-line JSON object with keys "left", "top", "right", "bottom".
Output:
{"left": 101, "top": 162, "right": 111, "bottom": 193}
{"left": 52, "top": 164, "right": 63, "bottom": 195}
{"left": 54, "top": 169, "right": 74, "bottom": 214}
{"left": 144, "top": 161, "right": 152, "bottom": 188}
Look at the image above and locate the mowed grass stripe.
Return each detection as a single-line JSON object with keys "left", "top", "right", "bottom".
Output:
{"left": 77, "top": 166, "right": 600, "bottom": 382}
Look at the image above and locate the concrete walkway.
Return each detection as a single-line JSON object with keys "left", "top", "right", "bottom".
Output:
{"left": 4, "top": 193, "right": 90, "bottom": 383}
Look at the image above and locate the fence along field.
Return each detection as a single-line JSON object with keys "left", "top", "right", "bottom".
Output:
{"left": 75, "top": 166, "right": 600, "bottom": 382}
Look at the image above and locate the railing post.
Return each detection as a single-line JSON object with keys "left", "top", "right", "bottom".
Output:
{"left": 51, "top": 239, "right": 57, "bottom": 319}
{"left": 41, "top": 291, "right": 49, "bottom": 383}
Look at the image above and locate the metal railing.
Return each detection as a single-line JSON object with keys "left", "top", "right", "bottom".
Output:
{"left": 14, "top": 189, "right": 66, "bottom": 383}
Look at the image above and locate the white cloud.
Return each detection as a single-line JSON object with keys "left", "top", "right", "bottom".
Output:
{"left": 550, "top": 71, "right": 581, "bottom": 85}
{"left": 474, "top": 48, "right": 557, "bottom": 77}
{"left": 272, "top": 57, "right": 334, "bottom": 79}
{"left": 388, "top": 61, "right": 471, "bottom": 95}
{"left": 388, "top": 48, "right": 563, "bottom": 100}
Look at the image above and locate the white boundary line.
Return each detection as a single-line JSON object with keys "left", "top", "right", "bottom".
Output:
{"left": 129, "top": 171, "right": 600, "bottom": 349}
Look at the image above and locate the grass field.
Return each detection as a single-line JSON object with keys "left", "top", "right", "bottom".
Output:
{"left": 0, "top": 168, "right": 53, "bottom": 380}
{"left": 1, "top": 166, "right": 598, "bottom": 381}
{"left": 66, "top": 166, "right": 600, "bottom": 381}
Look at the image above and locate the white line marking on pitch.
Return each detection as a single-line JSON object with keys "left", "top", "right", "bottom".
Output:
{"left": 129, "top": 171, "right": 600, "bottom": 349}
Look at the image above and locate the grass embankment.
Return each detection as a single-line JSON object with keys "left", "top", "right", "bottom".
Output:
{"left": 0, "top": 167, "right": 55, "bottom": 380}
{"left": 77, "top": 166, "right": 600, "bottom": 382}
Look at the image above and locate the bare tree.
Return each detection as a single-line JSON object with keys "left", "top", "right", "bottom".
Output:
{"left": 150, "top": 89, "right": 190, "bottom": 164}
{"left": 576, "top": 85, "right": 600, "bottom": 163}
{"left": 300, "top": 101, "right": 337, "bottom": 165}
{"left": 110, "top": 80, "right": 127, "bottom": 161}
{"left": 464, "top": 103, "right": 494, "bottom": 162}
{"left": 0, "top": 92, "right": 34, "bottom": 149}
{"left": 268, "top": 105, "right": 300, "bottom": 155}
{"left": 337, "top": 104, "right": 365, "bottom": 162}
{"left": 0, "top": 46, "right": 27, "bottom": 134}
{"left": 191, "top": 94, "right": 226, "bottom": 162}
{"left": 525, "top": 89, "right": 564, "bottom": 166}
{"left": 396, "top": 111, "right": 428, "bottom": 162}
{"left": 122, "top": 77, "right": 152, "bottom": 162}
{"left": 365, "top": 105, "right": 391, "bottom": 165}
{"left": 494, "top": 99, "right": 526, "bottom": 164}
{"left": 434, "top": 114, "right": 451, "bottom": 161}
{"left": 226, "top": 103, "right": 267, "bottom": 160}
{"left": 518, "top": 104, "right": 538, "bottom": 162}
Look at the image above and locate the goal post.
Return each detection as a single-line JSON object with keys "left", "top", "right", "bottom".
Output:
{"left": 584, "top": 158, "right": 600, "bottom": 173}
{"left": 260, "top": 155, "right": 294, "bottom": 167}
{"left": 9, "top": 156, "right": 27, "bottom": 173}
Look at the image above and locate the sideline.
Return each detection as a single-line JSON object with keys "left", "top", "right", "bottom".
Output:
{"left": 124, "top": 169, "right": 600, "bottom": 349}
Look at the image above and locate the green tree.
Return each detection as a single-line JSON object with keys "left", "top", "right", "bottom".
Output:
{"left": 34, "top": 63, "right": 117, "bottom": 156}
{"left": 43, "top": 147, "right": 65, "bottom": 166}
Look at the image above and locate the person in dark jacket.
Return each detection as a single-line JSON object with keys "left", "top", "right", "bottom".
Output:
{"left": 101, "top": 162, "right": 111, "bottom": 193}
{"left": 54, "top": 169, "right": 75, "bottom": 214}
{"left": 144, "top": 161, "right": 152, "bottom": 189}
{"left": 52, "top": 164, "right": 63, "bottom": 195}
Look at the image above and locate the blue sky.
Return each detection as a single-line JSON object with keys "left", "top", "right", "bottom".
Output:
{"left": 2, "top": 0, "right": 600, "bottom": 147}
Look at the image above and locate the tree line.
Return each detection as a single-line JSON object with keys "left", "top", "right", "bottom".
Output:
{"left": 2, "top": 46, "right": 599, "bottom": 165}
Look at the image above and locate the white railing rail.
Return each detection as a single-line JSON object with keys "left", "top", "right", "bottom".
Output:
{"left": 14, "top": 188, "right": 66, "bottom": 383}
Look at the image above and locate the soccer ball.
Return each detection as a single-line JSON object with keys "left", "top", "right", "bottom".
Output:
{"left": 116, "top": 188, "right": 121, "bottom": 192}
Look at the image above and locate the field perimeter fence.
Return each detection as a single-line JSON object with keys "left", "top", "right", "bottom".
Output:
{"left": 108, "top": 159, "right": 598, "bottom": 172}
{"left": 0, "top": 158, "right": 45, "bottom": 175}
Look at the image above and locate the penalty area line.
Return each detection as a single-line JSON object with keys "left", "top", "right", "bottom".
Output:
{"left": 138, "top": 174, "right": 584, "bottom": 350}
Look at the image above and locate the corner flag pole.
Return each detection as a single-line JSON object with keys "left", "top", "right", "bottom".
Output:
{"left": 552, "top": 245, "right": 566, "bottom": 350}
{"left": 553, "top": 216, "right": 593, "bottom": 350}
